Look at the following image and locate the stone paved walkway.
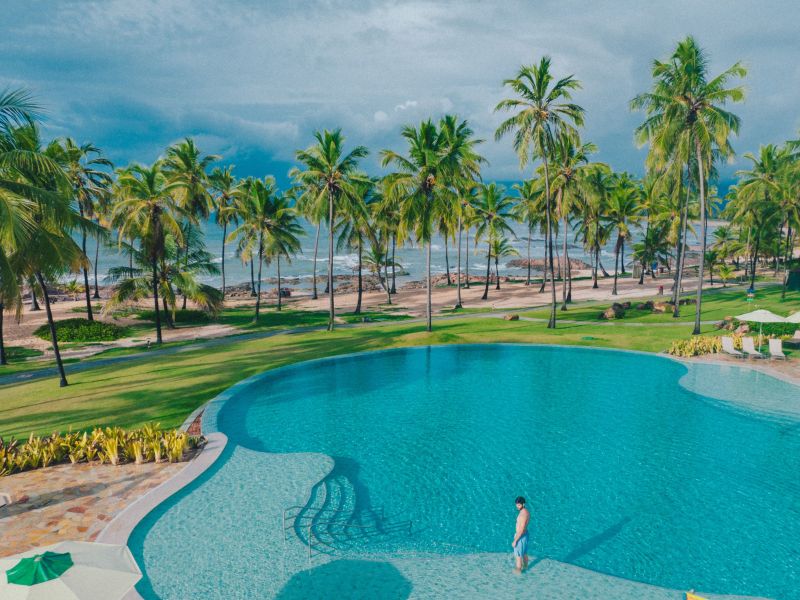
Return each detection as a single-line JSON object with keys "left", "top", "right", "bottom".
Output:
{"left": 0, "top": 460, "right": 188, "bottom": 557}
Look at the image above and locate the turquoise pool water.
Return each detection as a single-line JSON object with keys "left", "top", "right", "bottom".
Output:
{"left": 130, "top": 345, "right": 800, "bottom": 599}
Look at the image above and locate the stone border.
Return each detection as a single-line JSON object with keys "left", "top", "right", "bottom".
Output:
{"left": 97, "top": 432, "right": 227, "bottom": 600}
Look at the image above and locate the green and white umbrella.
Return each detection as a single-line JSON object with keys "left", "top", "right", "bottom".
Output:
{"left": 0, "top": 542, "right": 140, "bottom": 599}
{"left": 786, "top": 311, "right": 800, "bottom": 324}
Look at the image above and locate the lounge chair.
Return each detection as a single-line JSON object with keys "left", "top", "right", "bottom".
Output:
{"left": 721, "top": 336, "right": 744, "bottom": 358}
{"left": 741, "top": 337, "right": 764, "bottom": 359}
{"left": 768, "top": 338, "right": 787, "bottom": 360}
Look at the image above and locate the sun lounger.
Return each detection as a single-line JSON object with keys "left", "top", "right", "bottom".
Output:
{"left": 741, "top": 336, "right": 764, "bottom": 359}
{"left": 721, "top": 336, "right": 744, "bottom": 358}
{"left": 768, "top": 338, "right": 787, "bottom": 360}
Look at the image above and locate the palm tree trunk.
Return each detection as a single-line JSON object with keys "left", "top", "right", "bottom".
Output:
{"left": 495, "top": 253, "right": 501, "bottom": 290}
{"left": 782, "top": 224, "right": 793, "bottom": 299}
{"left": 384, "top": 252, "right": 392, "bottom": 305}
{"left": 620, "top": 239, "right": 626, "bottom": 275}
{"left": 593, "top": 243, "right": 600, "bottom": 289}
{"left": 355, "top": 238, "right": 363, "bottom": 315}
{"left": 465, "top": 227, "right": 470, "bottom": 288}
{"left": 455, "top": 212, "right": 463, "bottom": 308}
{"left": 35, "top": 272, "right": 68, "bottom": 387}
{"left": 561, "top": 214, "right": 568, "bottom": 310}
{"left": 276, "top": 255, "right": 282, "bottom": 312}
{"left": 612, "top": 242, "right": 620, "bottom": 296}
{"left": 526, "top": 227, "right": 532, "bottom": 286}
{"left": 255, "top": 235, "right": 264, "bottom": 323}
{"left": 544, "top": 155, "right": 557, "bottom": 329}
{"left": 80, "top": 227, "right": 94, "bottom": 321}
{"left": 750, "top": 230, "right": 761, "bottom": 290}
{"left": 482, "top": 245, "right": 491, "bottom": 300}
{"left": 391, "top": 233, "right": 397, "bottom": 294}
{"left": 250, "top": 259, "right": 256, "bottom": 296}
{"left": 426, "top": 238, "right": 432, "bottom": 332}
{"left": 162, "top": 294, "right": 174, "bottom": 329}
{"left": 693, "top": 141, "right": 707, "bottom": 335}
{"left": 327, "top": 190, "right": 335, "bottom": 331}
{"left": 444, "top": 235, "right": 452, "bottom": 285}
{"left": 673, "top": 171, "right": 691, "bottom": 318}
{"left": 30, "top": 281, "right": 41, "bottom": 311}
{"left": 93, "top": 234, "right": 101, "bottom": 299}
{"left": 539, "top": 225, "right": 548, "bottom": 294}
{"left": 221, "top": 221, "right": 227, "bottom": 298}
{"left": 0, "top": 301, "right": 6, "bottom": 365}
{"left": 312, "top": 221, "right": 320, "bottom": 300}
{"left": 151, "top": 260, "right": 163, "bottom": 344}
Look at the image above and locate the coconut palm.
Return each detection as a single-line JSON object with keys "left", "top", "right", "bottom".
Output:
{"left": 495, "top": 56, "right": 584, "bottom": 328}
{"left": 606, "top": 176, "right": 642, "bottom": 295}
{"left": 52, "top": 138, "right": 113, "bottom": 320}
{"left": 382, "top": 117, "right": 482, "bottom": 331}
{"left": 474, "top": 183, "right": 515, "bottom": 300}
{"left": 164, "top": 138, "right": 219, "bottom": 218}
{"left": 111, "top": 162, "right": 186, "bottom": 344}
{"left": 263, "top": 191, "right": 302, "bottom": 312}
{"left": 578, "top": 165, "right": 614, "bottom": 289}
{"left": 632, "top": 36, "right": 746, "bottom": 334}
{"left": 490, "top": 237, "right": 520, "bottom": 290}
{"left": 336, "top": 178, "right": 374, "bottom": 314}
{"left": 209, "top": 166, "right": 240, "bottom": 298}
{"left": 291, "top": 130, "right": 369, "bottom": 331}
{"left": 512, "top": 178, "right": 544, "bottom": 287}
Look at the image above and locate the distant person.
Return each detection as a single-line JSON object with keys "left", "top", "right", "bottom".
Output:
{"left": 512, "top": 496, "right": 530, "bottom": 573}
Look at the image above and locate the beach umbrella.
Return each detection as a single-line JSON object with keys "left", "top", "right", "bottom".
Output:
{"left": 0, "top": 542, "right": 140, "bottom": 600}
{"left": 735, "top": 309, "right": 786, "bottom": 349}
{"left": 786, "top": 311, "right": 800, "bottom": 324}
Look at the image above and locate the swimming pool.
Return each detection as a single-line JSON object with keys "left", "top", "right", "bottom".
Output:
{"left": 130, "top": 345, "right": 800, "bottom": 599}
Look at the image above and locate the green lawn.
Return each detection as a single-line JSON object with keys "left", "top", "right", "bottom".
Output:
{"left": 0, "top": 316, "right": 718, "bottom": 439}
{"left": 521, "top": 285, "right": 800, "bottom": 324}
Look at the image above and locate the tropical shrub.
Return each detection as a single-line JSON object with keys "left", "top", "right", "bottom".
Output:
{"left": 33, "top": 318, "right": 128, "bottom": 342}
{"left": 0, "top": 425, "right": 202, "bottom": 477}
{"left": 667, "top": 334, "right": 744, "bottom": 357}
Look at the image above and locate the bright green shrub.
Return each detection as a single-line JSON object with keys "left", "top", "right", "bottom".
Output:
{"left": 34, "top": 318, "right": 128, "bottom": 342}
{"left": 667, "top": 334, "right": 744, "bottom": 357}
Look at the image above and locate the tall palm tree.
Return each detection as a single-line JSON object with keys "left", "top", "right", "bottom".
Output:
{"left": 209, "top": 166, "right": 239, "bottom": 298}
{"left": 53, "top": 139, "right": 113, "bottom": 320}
{"left": 512, "top": 178, "right": 544, "bottom": 287}
{"left": 495, "top": 56, "right": 584, "bottom": 328}
{"left": 382, "top": 117, "right": 482, "bottom": 331}
{"left": 606, "top": 177, "right": 642, "bottom": 295}
{"left": 291, "top": 130, "right": 368, "bottom": 331}
{"left": 263, "top": 191, "right": 302, "bottom": 312}
{"left": 578, "top": 165, "right": 614, "bottom": 289}
{"left": 474, "top": 183, "right": 515, "bottom": 300}
{"left": 112, "top": 162, "right": 185, "bottom": 344}
{"left": 632, "top": 36, "right": 746, "bottom": 334}
{"left": 336, "top": 178, "right": 374, "bottom": 314}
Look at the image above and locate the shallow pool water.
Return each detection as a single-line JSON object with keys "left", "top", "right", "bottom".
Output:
{"left": 130, "top": 345, "right": 800, "bottom": 599}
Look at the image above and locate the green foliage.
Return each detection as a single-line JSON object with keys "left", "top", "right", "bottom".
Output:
{"left": 3, "top": 346, "right": 44, "bottom": 362}
{"left": 0, "top": 425, "right": 201, "bottom": 477}
{"left": 136, "top": 309, "right": 211, "bottom": 325}
{"left": 33, "top": 318, "right": 127, "bottom": 342}
{"left": 737, "top": 321, "right": 800, "bottom": 337}
{"left": 667, "top": 333, "right": 743, "bottom": 357}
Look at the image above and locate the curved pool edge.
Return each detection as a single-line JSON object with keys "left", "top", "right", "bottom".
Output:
{"left": 130, "top": 343, "right": 792, "bottom": 599}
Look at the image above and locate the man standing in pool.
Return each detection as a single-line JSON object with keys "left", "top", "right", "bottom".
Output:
{"left": 512, "top": 496, "right": 530, "bottom": 573}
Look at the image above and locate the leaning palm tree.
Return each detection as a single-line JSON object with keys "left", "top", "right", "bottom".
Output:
{"left": 53, "top": 138, "right": 113, "bottom": 320}
{"left": 291, "top": 130, "right": 369, "bottom": 331}
{"left": 495, "top": 56, "right": 584, "bottom": 328}
{"left": 111, "top": 162, "right": 186, "bottom": 344}
{"left": 632, "top": 36, "right": 746, "bottom": 334}
{"left": 209, "top": 165, "right": 240, "bottom": 298}
{"left": 265, "top": 191, "right": 303, "bottom": 312}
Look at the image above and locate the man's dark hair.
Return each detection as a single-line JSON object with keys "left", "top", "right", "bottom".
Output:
{"left": 515, "top": 496, "right": 526, "bottom": 506}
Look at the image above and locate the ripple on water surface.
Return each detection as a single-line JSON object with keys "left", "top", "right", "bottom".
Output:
{"left": 133, "top": 345, "right": 800, "bottom": 599}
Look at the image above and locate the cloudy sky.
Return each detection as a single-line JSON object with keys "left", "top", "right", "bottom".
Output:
{"left": 3, "top": 0, "right": 799, "bottom": 187}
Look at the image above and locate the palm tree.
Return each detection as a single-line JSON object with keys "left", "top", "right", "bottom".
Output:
{"left": 490, "top": 237, "right": 520, "bottom": 290}
{"left": 209, "top": 166, "right": 240, "bottom": 298}
{"left": 632, "top": 36, "right": 746, "bottom": 334}
{"left": 512, "top": 178, "right": 544, "bottom": 287}
{"left": 53, "top": 139, "right": 113, "bottom": 320}
{"left": 164, "top": 138, "right": 219, "bottom": 218}
{"left": 336, "top": 178, "right": 374, "bottom": 314}
{"left": 495, "top": 56, "right": 584, "bottom": 328}
{"left": 263, "top": 191, "right": 302, "bottom": 312}
{"left": 112, "top": 162, "right": 185, "bottom": 344}
{"left": 382, "top": 117, "right": 482, "bottom": 331}
{"left": 474, "top": 183, "right": 515, "bottom": 300}
{"left": 291, "top": 130, "right": 368, "bottom": 331}
{"left": 578, "top": 165, "right": 614, "bottom": 289}
{"left": 606, "top": 177, "right": 642, "bottom": 295}
{"left": 294, "top": 178, "right": 327, "bottom": 300}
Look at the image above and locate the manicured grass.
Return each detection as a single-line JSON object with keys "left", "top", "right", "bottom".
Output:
{"left": 4, "top": 346, "right": 43, "bottom": 362}
{"left": 0, "top": 316, "right": 718, "bottom": 439}
{"left": 521, "top": 284, "right": 800, "bottom": 324}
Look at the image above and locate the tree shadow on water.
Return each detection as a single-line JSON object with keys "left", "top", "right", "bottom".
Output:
{"left": 276, "top": 559, "right": 412, "bottom": 600}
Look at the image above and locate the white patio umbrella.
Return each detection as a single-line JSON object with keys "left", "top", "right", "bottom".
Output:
{"left": 0, "top": 542, "right": 141, "bottom": 600}
{"left": 786, "top": 311, "right": 800, "bottom": 324}
{"left": 735, "top": 309, "right": 787, "bottom": 349}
